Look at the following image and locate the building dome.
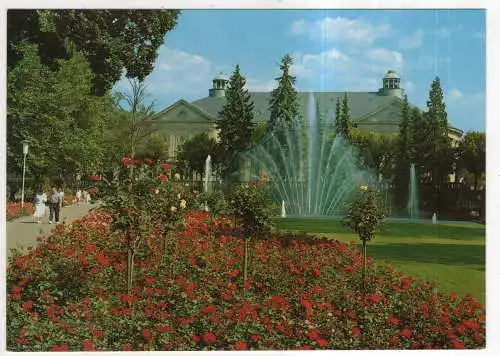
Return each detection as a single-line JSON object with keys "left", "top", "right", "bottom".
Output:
{"left": 208, "top": 72, "right": 229, "bottom": 97}
{"left": 214, "top": 73, "right": 229, "bottom": 81}
{"left": 378, "top": 70, "right": 404, "bottom": 99}
{"left": 384, "top": 70, "right": 401, "bottom": 79}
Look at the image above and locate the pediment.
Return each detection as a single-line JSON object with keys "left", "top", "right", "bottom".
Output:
{"left": 153, "top": 99, "right": 216, "bottom": 123}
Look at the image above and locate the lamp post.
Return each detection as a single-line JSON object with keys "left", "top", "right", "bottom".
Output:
{"left": 21, "top": 140, "right": 30, "bottom": 209}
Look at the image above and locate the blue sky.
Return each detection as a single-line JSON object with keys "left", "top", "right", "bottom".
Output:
{"left": 114, "top": 9, "right": 486, "bottom": 132}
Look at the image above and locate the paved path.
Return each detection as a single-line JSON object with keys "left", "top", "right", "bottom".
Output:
{"left": 6, "top": 203, "right": 98, "bottom": 258}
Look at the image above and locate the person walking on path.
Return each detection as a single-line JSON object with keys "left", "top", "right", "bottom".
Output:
{"left": 48, "top": 187, "right": 62, "bottom": 224}
{"left": 76, "top": 189, "right": 82, "bottom": 205}
{"left": 32, "top": 187, "right": 47, "bottom": 224}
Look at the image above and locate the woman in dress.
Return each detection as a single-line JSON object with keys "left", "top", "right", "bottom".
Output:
{"left": 33, "top": 187, "right": 47, "bottom": 224}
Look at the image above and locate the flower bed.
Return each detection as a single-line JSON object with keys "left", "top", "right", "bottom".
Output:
{"left": 7, "top": 210, "right": 485, "bottom": 351}
{"left": 6, "top": 201, "right": 34, "bottom": 221}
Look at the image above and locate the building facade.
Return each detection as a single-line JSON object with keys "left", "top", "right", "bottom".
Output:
{"left": 145, "top": 70, "right": 463, "bottom": 160}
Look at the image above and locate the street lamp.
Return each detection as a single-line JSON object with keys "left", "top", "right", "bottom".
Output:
{"left": 21, "top": 140, "right": 30, "bottom": 209}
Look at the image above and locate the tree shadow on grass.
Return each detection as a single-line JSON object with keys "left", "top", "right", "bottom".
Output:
{"left": 366, "top": 242, "right": 485, "bottom": 271}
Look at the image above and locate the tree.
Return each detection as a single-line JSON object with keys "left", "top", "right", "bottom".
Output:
{"left": 8, "top": 9, "right": 180, "bottom": 95}
{"left": 116, "top": 79, "right": 157, "bottom": 159}
{"left": 7, "top": 43, "right": 113, "bottom": 183}
{"left": 334, "top": 97, "right": 342, "bottom": 133}
{"left": 393, "top": 95, "right": 414, "bottom": 208}
{"left": 267, "top": 54, "right": 299, "bottom": 132}
{"left": 216, "top": 65, "right": 255, "bottom": 181}
{"left": 177, "top": 132, "right": 218, "bottom": 178}
{"left": 457, "top": 131, "right": 485, "bottom": 190}
{"left": 424, "top": 77, "right": 454, "bottom": 212}
{"left": 336, "top": 93, "right": 351, "bottom": 139}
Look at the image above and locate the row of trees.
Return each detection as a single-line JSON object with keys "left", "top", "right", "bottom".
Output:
{"left": 177, "top": 54, "right": 485, "bottom": 214}
{"left": 7, "top": 10, "right": 180, "bottom": 191}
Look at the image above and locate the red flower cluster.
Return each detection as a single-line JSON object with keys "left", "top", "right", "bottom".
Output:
{"left": 88, "top": 175, "right": 101, "bottom": 182}
{"left": 5, "top": 209, "right": 486, "bottom": 351}
{"left": 159, "top": 174, "right": 169, "bottom": 182}
{"left": 160, "top": 162, "right": 170, "bottom": 171}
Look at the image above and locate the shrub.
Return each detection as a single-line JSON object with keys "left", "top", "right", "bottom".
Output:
{"left": 6, "top": 209, "right": 485, "bottom": 351}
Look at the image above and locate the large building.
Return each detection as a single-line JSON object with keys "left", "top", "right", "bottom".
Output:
{"left": 146, "top": 70, "right": 463, "bottom": 160}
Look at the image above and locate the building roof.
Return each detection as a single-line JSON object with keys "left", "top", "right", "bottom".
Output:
{"left": 190, "top": 91, "right": 403, "bottom": 123}
{"left": 384, "top": 70, "right": 401, "bottom": 79}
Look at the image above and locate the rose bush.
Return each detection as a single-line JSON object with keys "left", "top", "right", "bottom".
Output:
{"left": 7, "top": 209, "right": 485, "bottom": 351}
{"left": 6, "top": 201, "right": 34, "bottom": 220}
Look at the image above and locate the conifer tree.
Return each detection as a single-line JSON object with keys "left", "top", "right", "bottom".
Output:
{"left": 394, "top": 95, "right": 414, "bottom": 207}
{"left": 216, "top": 65, "right": 255, "bottom": 180}
{"left": 268, "top": 54, "right": 299, "bottom": 133}
{"left": 338, "top": 93, "right": 351, "bottom": 139}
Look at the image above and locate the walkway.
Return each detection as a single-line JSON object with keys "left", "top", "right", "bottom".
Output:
{"left": 6, "top": 203, "right": 98, "bottom": 258}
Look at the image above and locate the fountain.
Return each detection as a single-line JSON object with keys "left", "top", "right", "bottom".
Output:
{"left": 203, "top": 155, "right": 212, "bottom": 211}
{"left": 244, "top": 93, "right": 374, "bottom": 216}
{"left": 281, "top": 200, "right": 286, "bottom": 218}
{"left": 408, "top": 163, "right": 419, "bottom": 219}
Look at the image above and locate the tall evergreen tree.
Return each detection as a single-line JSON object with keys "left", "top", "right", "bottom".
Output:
{"left": 268, "top": 54, "right": 299, "bottom": 133}
{"left": 334, "top": 97, "right": 342, "bottom": 134}
{"left": 339, "top": 93, "right": 351, "bottom": 139}
{"left": 393, "top": 95, "right": 414, "bottom": 207}
{"left": 216, "top": 65, "right": 255, "bottom": 181}
{"left": 423, "top": 77, "right": 454, "bottom": 212}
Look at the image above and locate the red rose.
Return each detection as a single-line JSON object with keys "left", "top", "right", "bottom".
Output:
{"left": 143, "top": 158, "right": 154, "bottom": 165}
{"left": 203, "top": 332, "right": 217, "bottom": 344}
{"left": 121, "top": 156, "right": 134, "bottom": 166}
{"left": 142, "top": 328, "right": 152, "bottom": 340}
{"left": 159, "top": 174, "right": 169, "bottom": 182}
{"left": 234, "top": 340, "right": 248, "bottom": 350}
{"left": 160, "top": 162, "right": 170, "bottom": 171}
{"left": 352, "top": 327, "right": 361, "bottom": 336}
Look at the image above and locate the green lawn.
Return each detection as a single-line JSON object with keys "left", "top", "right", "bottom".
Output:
{"left": 274, "top": 218, "right": 486, "bottom": 304}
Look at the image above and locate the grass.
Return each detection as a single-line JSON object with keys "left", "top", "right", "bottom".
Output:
{"left": 274, "top": 218, "right": 486, "bottom": 304}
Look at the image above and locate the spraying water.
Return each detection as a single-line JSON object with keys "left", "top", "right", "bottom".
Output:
{"left": 204, "top": 155, "right": 212, "bottom": 193}
{"left": 281, "top": 200, "right": 286, "bottom": 218}
{"left": 244, "top": 92, "right": 373, "bottom": 216}
{"left": 408, "top": 163, "right": 419, "bottom": 219}
{"left": 203, "top": 155, "right": 212, "bottom": 212}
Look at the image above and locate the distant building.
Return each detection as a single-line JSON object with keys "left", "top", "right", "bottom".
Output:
{"left": 145, "top": 70, "right": 463, "bottom": 160}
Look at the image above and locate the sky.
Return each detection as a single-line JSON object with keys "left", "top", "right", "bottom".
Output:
{"left": 113, "top": 9, "right": 486, "bottom": 132}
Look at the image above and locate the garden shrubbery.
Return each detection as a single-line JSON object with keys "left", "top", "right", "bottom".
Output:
{"left": 6, "top": 157, "right": 486, "bottom": 351}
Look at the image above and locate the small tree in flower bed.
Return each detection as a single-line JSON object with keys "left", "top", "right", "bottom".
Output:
{"left": 229, "top": 181, "right": 274, "bottom": 281}
{"left": 6, "top": 210, "right": 484, "bottom": 351}
{"left": 98, "top": 157, "right": 196, "bottom": 294}
{"left": 344, "top": 185, "right": 386, "bottom": 287}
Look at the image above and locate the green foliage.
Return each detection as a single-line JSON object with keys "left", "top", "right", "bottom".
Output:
{"left": 216, "top": 65, "right": 255, "bottom": 180}
{"left": 8, "top": 9, "right": 180, "bottom": 95}
{"left": 177, "top": 132, "right": 218, "bottom": 177}
{"left": 334, "top": 93, "right": 351, "bottom": 139}
{"left": 344, "top": 186, "right": 386, "bottom": 244}
{"left": 267, "top": 54, "right": 299, "bottom": 132}
{"left": 457, "top": 131, "right": 485, "bottom": 190}
{"left": 350, "top": 130, "right": 397, "bottom": 180}
{"left": 413, "top": 77, "right": 454, "bottom": 212}
{"left": 393, "top": 95, "right": 414, "bottom": 208}
{"left": 229, "top": 182, "right": 274, "bottom": 239}
{"left": 7, "top": 43, "right": 113, "bottom": 180}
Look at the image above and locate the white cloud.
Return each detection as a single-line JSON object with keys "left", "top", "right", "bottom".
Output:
{"left": 365, "top": 48, "right": 403, "bottom": 67}
{"left": 291, "top": 46, "right": 406, "bottom": 92}
{"left": 448, "top": 90, "right": 484, "bottom": 107}
{"left": 432, "top": 25, "right": 462, "bottom": 39}
{"left": 289, "top": 16, "right": 394, "bottom": 46}
{"left": 398, "top": 29, "right": 424, "bottom": 50}
{"left": 448, "top": 88, "right": 464, "bottom": 101}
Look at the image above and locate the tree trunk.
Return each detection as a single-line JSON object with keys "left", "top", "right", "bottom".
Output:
{"left": 362, "top": 241, "right": 367, "bottom": 290}
{"left": 127, "top": 248, "right": 135, "bottom": 295}
{"left": 474, "top": 173, "right": 478, "bottom": 191}
{"left": 244, "top": 237, "right": 250, "bottom": 282}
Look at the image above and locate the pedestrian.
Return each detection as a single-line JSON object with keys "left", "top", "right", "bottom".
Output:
{"left": 86, "top": 190, "right": 91, "bottom": 204}
{"left": 48, "top": 187, "right": 61, "bottom": 224}
{"left": 59, "top": 188, "right": 65, "bottom": 207}
{"left": 33, "top": 187, "right": 47, "bottom": 224}
{"left": 76, "top": 189, "right": 82, "bottom": 206}
{"left": 83, "top": 190, "right": 88, "bottom": 204}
